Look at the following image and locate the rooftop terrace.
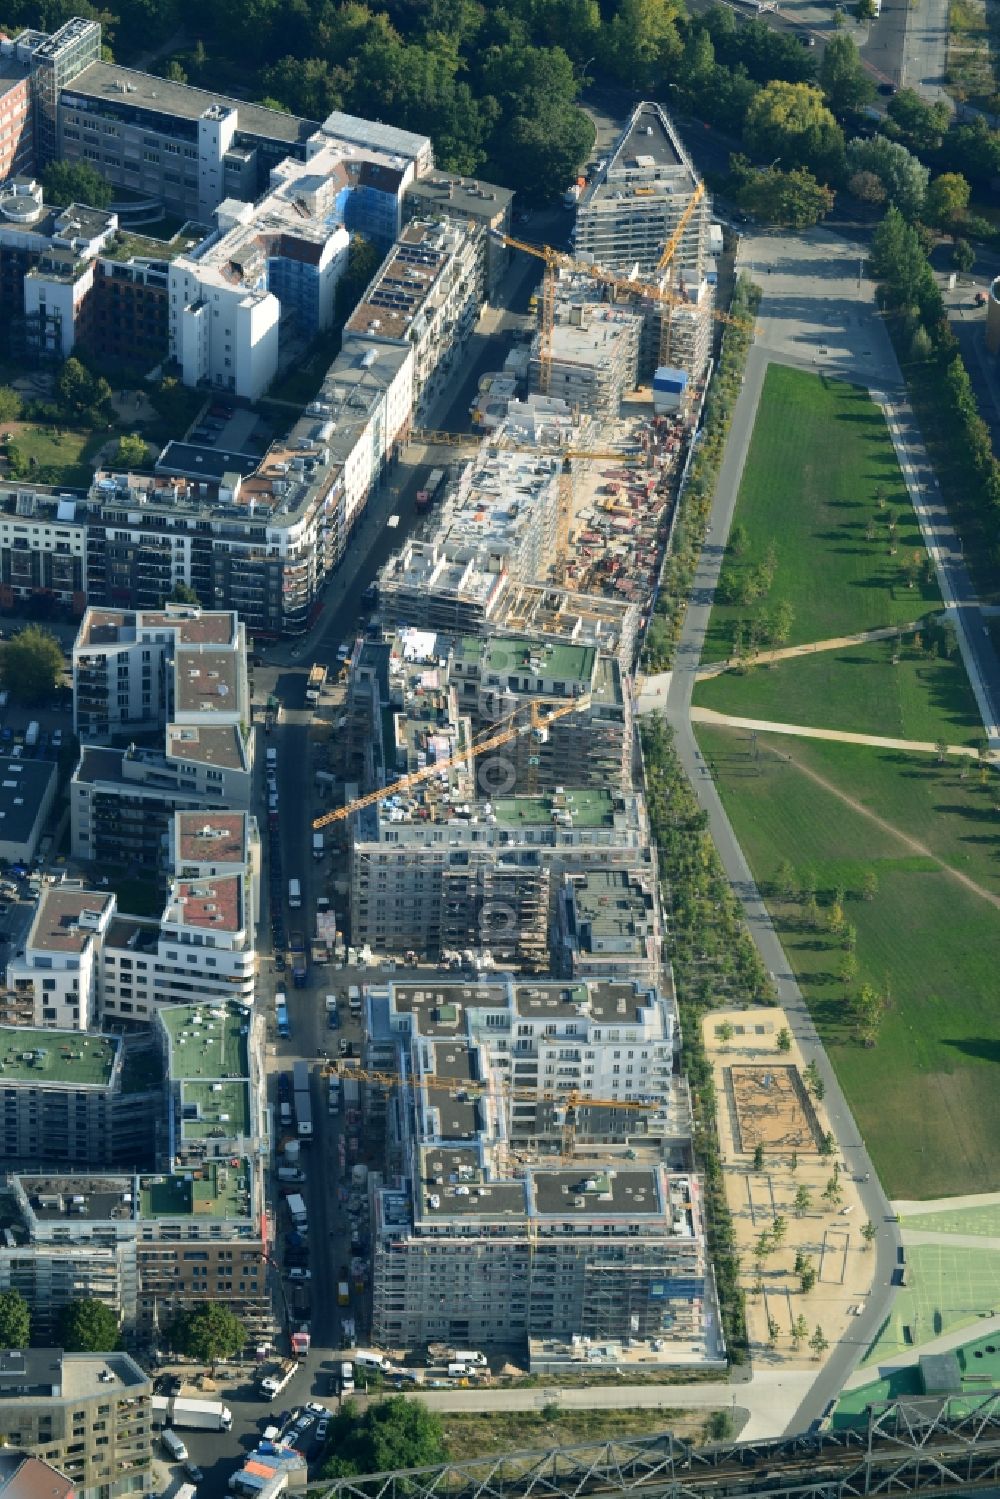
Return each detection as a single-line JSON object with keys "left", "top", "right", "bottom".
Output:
{"left": 0, "top": 1028, "right": 117, "bottom": 1088}
{"left": 180, "top": 1079, "right": 251, "bottom": 1139}
{"left": 140, "top": 1157, "right": 252, "bottom": 1220}
{"left": 160, "top": 1003, "right": 250, "bottom": 1081}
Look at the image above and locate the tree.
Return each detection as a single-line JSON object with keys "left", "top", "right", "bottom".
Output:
{"left": 112, "top": 433, "right": 149, "bottom": 469}
{"left": 606, "top": 0, "right": 684, "bottom": 87}
{"left": 775, "top": 860, "right": 798, "bottom": 902}
{"left": 849, "top": 169, "right": 886, "bottom": 204}
{"left": 861, "top": 869, "right": 879, "bottom": 901}
{"left": 886, "top": 88, "right": 950, "bottom": 153}
{"left": 803, "top": 1059, "right": 824, "bottom": 1097}
{"left": 925, "top": 172, "right": 971, "bottom": 232}
{"left": 321, "top": 1397, "right": 447, "bottom": 1479}
{"left": 847, "top": 139, "right": 928, "bottom": 220}
{"left": 819, "top": 1130, "right": 836, "bottom": 1157}
{"left": 0, "top": 387, "right": 22, "bottom": 424}
{"left": 777, "top": 1027, "right": 792, "bottom": 1053}
{"left": 854, "top": 0, "right": 877, "bottom": 17}
{"left": 170, "top": 1303, "right": 245, "bottom": 1362}
{"left": 839, "top": 951, "right": 859, "bottom": 992}
{"left": 165, "top": 59, "right": 187, "bottom": 82}
{"left": 704, "top": 1410, "right": 735, "bottom": 1442}
{"left": 57, "top": 358, "right": 112, "bottom": 422}
{"left": 718, "top": 1020, "right": 735, "bottom": 1049}
{"left": 952, "top": 237, "right": 975, "bottom": 273}
{"left": 168, "top": 582, "right": 201, "bottom": 605}
{"left": 58, "top": 1298, "right": 120, "bottom": 1352}
{"left": 753, "top": 1141, "right": 765, "bottom": 1171}
{"left": 744, "top": 82, "right": 844, "bottom": 180}
{"left": 754, "top": 1229, "right": 774, "bottom": 1265}
{"left": 771, "top": 1214, "right": 788, "bottom": 1247}
{"left": 791, "top": 1313, "right": 809, "bottom": 1349}
{"left": 794, "top": 1184, "right": 812, "bottom": 1217}
{"left": 823, "top": 1172, "right": 843, "bottom": 1208}
{"left": 862, "top": 1220, "right": 878, "bottom": 1249}
{"left": 0, "top": 1290, "right": 29, "bottom": 1349}
{"left": 42, "top": 159, "right": 113, "bottom": 209}
{"left": 0, "top": 626, "right": 64, "bottom": 705}
{"left": 809, "top": 1324, "right": 829, "bottom": 1358}
{"left": 771, "top": 600, "right": 795, "bottom": 646}
{"left": 799, "top": 1260, "right": 817, "bottom": 1294}
{"left": 818, "top": 33, "right": 874, "bottom": 114}
{"left": 737, "top": 163, "right": 834, "bottom": 229}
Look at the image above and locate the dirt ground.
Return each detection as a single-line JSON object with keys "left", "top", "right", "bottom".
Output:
{"left": 702, "top": 1007, "right": 877, "bottom": 1368}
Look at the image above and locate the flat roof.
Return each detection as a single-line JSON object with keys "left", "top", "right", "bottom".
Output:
{"left": 176, "top": 811, "right": 247, "bottom": 867}
{"left": 0, "top": 757, "right": 56, "bottom": 844}
{"left": 155, "top": 442, "right": 261, "bottom": 483}
{"left": 405, "top": 173, "right": 513, "bottom": 218}
{"left": 27, "top": 888, "right": 113, "bottom": 954}
{"left": 67, "top": 61, "right": 318, "bottom": 145}
{"left": 0, "top": 1028, "right": 118, "bottom": 1088}
{"left": 160, "top": 1002, "right": 249, "bottom": 1080}
{"left": 493, "top": 789, "right": 618, "bottom": 829}
{"left": 174, "top": 648, "right": 240, "bottom": 715}
{"left": 530, "top": 1166, "right": 662, "bottom": 1217}
{"left": 180, "top": 1079, "right": 251, "bottom": 1139}
{"left": 60, "top": 1351, "right": 149, "bottom": 1395}
{"left": 417, "top": 1146, "right": 525, "bottom": 1221}
{"left": 76, "top": 605, "right": 237, "bottom": 650}
{"left": 479, "top": 634, "right": 596, "bottom": 691}
{"left": 140, "top": 1158, "right": 252, "bottom": 1220}
{"left": 165, "top": 874, "right": 242, "bottom": 934}
{"left": 570, "top": 869, "right": 656, "bottom": 954}
{"left": 20, "top": 1174, "right": 135, "bottom": 1224}
{"left": 166, "top": 722, "right": 245, "bottom": 771}
{"left": 321, "top": 109, "right": 430, "bottom": 161}
{"left": 346, "top": 220, "right": 466, "bottom": 343}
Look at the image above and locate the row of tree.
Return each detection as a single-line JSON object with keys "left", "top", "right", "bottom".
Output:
{"left": 0, "top": 1291, "right": 246, "bottom": 1357}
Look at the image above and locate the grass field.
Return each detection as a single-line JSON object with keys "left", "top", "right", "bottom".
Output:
{"left": 700, "top": 367, "right": 941, "bottom": 662}
{"left": 902, "top": 1204, "right": 1000, "bottom": 1235}
{"left": 439, "top": 1407, "right": 717, "bottom": 1460}
{"left": 860, "top": 1245, "right": 1000, "bottom": 1365}
{"left": 4, "top": 424, "right": 106, "bottom": 487}
{"left": 694, "top": 723, "right": 1000, "bottom": 1199}
{"left": 693, "top": 633, "right": 982, "bottom": 746}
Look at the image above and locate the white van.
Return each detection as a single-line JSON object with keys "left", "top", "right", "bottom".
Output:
{"left": 448, "top": 1362, "right": 475, "bottom": 1379}
{"left": 348, "top": 985, "right": 362, "bottom": 1015}
{"left": 288, "top": 878, "right": 301, "bottom": 908}
{"left": 340, "top": 1361, "right": 355, "bottom": 1394}
{"left": 161, "top": 1428, "right": 189, "bottom": 1462}
{"left": 266, "top": 748, "right": 277, "bottom": 768}
{"left": 451, "top": 1349, "right": 488, "bottom": 1367}
{"left": 355, "top": 1350, "right": 390, "bottom": 1372}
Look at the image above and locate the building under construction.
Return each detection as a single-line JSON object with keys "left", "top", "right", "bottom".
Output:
{"left": 529, "top": 299, "right": 642, "bottom": 419}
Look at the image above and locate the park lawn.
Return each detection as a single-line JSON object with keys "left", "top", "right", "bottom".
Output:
{"left": 692, "top": 635, "right": 983, "bottom": 747}
{"left": 5, "top": 423, "right": 106, "bottom": 487}
{"left": 694, "top": 723, "right": 1000, "bottom": 1200}
{"left": 700, "top": 366, "right": 941, "bottom": 663}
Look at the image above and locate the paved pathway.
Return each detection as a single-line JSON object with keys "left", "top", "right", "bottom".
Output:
{"left": 895, "top": 1192, "right": 1000, "bottom": 1215}
{"left": 691, "top": 704, "right": 982, "bottom": 759}
{"left": 400, "top": 1368, "right": 816, "bottom": 1442}
{"left": 695, "top": 619, "right": 938, "bottom": 680}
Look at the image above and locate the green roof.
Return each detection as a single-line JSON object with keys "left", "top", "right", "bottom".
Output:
{"left": 101, "top": 223, "right": 211, "bottom": 264}
{"left": 493, "top": 789, "right": 618, "bottom": 828}
{"left": 180, "top": 1079, "right": 251, "bottom": 1139}
{"left": 140, "top": 1158, "right": 252, "bottom": 1221}
{"left": 0, "top": 1028, "right": 118, "bottom": 1087}
{"left": 161, "top": 1003, "right": 250, "bottom": 1081}
{"left": 481, "top": 635, "right": 596, "bottom": 689}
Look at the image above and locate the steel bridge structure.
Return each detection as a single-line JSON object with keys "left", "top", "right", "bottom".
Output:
{"left": 317, "top": 1394, "right": 1000, "bottom": 1499}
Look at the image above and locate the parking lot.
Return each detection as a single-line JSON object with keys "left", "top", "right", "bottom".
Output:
{"left": 186, "top": 402, "right": 273, "bottom": 457}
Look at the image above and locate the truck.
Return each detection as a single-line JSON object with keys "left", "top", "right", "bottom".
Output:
{"left": 290, "top": 931, "right": 308, "bottom": 989}
{"left": 161, "top": 1396, "right": 234, "bottom": 1432}
{"left": 258, "top": 1358, "right": 297, "bottom": 1399}
{"left": 312, "top": 831, "right": 324, "bottom": 860}
{"left": 305, "top": 663, "right": 326, "bottom": 704}
{"left": 288, "top": 878, "right": 301, "bottom": 909}
{"left": 416, "top": 468, "right": 446, "bottom": 512}
{"left": 286, "top": 1192, "right": 308, "bottom": 1227}
{"left": 293, "top": 1060, "right": 313, "bottom": 1137}
{"left": 276, "top": 998, "right": 290, "bottom": 1039}
{"left": 24, "top": 721, "right": 39, "bottom": 749}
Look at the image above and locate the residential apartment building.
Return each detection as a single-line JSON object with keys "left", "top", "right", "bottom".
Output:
{"left": 0, "top": 483, "right": 85, "bottom": 613}
{"left": 156, "top": 1000, "right": 267, "bottom": 1168}
{"left": 0, "top": 52, "right": 34, "bottom": 182}
{"left": 451, "top": 631, "right": 633, "bottom": 793}
{"left": 573, "top": 100, "right": 710, "bottom": 280}
{"left": 558, "top": 867, "right": 663, "bottom": 988}
{"left": 71, "top": 604, "right": 249, "bottom": 743}
{"left": 344, "top": 218, "right": 483, "bottom": 424}
{"left": 168, "top": 147, "right": 351, "bottom": 401}
{"left": 345, "top": 630, "right": 648, "bottom": 963}
{"left": 0, "top": 755, "right": 57, "bottom": 864}
{"left": 6, "top": 888, "right": 114, "bottom": 1032}
{"left": 70, "top": 605, "right": 252, "bottom": 864}
{"left": 402, "top": 171, "right": 513, "bottom": 298}
{"left": 0, "top": 1349, "right": 152, "bottom": 1499}
{"left": 0, "top": 1025, "right": 162, "bottom": 1170}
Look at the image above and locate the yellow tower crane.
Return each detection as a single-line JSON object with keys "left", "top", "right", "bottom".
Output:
{"left": 312, "top": 694, "right": 591, "bottom": 832}
{"left": 326, "top": 1062, "right": 661, "bottom": 1160}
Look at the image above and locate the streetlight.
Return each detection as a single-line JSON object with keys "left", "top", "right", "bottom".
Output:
{"left": 768, "top": 156, "right": 782, "bottom": 172}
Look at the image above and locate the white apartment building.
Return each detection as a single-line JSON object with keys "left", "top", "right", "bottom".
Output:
{"left": 169, "top": 143, "right": 351, "bottom": 400}
{"left": 6, "top": 888, "right": 115, "bottom": 1031}
{"left": 0, "top": 483, "right": 87, "bottom": 611}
